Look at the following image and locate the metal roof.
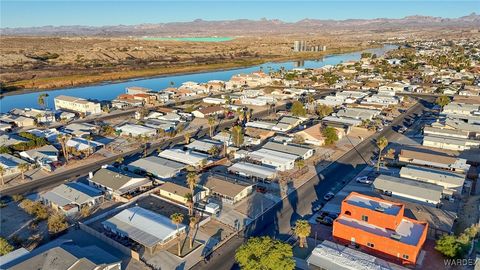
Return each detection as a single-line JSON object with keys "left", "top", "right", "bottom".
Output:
{"left": 307, "top": 240, "right": 408, "bottom": 270}
{"left": 262, "top": 141, "right": 312, "bottom": 158}
{"left": 90, "top": 168, "right": 146, "bottom": 191}
{"left": 0, "top": 153, "right": 27, "bottom": 169}
{"left": 373, "top": 175, "right": 443, "bottom": 203}
{"left": 203, "top": 176, "right": 252, "bottom": 198}
{"left": 42, "top": 182, "right": 102, "bottom": 207}
{"left": 186, "top": 139, "right": 223, "bottom": 153}
{"left": 158, "top": 148, "right": 209, "bottom": 166}
{"left": 228, "top": 162, "right": 276, "bottom": 179}
{"left": 102, "top": 206, "right": 185, "bottom": 248}
{"left": 128, "top": 156, "right": 185, "bottom": 178}
{"left": 400, "top": 165, "right": 465, "bottom": 187}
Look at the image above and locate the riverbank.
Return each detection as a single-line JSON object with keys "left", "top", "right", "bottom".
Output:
{"left": 1, "top": 45, "right": 378, "bottom": 97}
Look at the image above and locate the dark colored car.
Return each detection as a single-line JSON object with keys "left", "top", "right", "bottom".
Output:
{"left": 256, "top": 186, "right": 267, "bottom": 193}
{"left": 316, "top": 216, "right": 334, "bottom": 226}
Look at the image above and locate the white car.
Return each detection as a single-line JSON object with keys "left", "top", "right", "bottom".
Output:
{"left": 356, "top": 176, "right": 372, "bottom": 184}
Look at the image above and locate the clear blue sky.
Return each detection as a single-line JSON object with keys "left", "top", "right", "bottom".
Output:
{"left": 1, "top": 1, "right": 479, "bottom": 28}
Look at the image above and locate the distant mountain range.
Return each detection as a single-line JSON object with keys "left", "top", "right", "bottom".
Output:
{"left": 2, "top": 13, "right": 479, "bottom": 36}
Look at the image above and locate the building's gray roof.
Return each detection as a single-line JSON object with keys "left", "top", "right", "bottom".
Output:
{"left": 307, "top": 240, "right": 408, "bottom": 270}
{"left": 322, "top": 116, "right": 362, "bottom": 126}
{"left": 128, "top": 156, "right": 185, "bottom": 178}
{"left": 90, "top": 168, "right": 144, "bottom": 191}
{"left": 423, "top": 135, "right": 478, "bottom": 147}
{"left": 228, "top": 162, "right": 276, "bottom": 179}
{"left": 262, "top": 141, "right": 312, "bottom": 157}
{"left": 400, "top": 165, "right": 466, "bottom": 187}
{"left": 185, "top": 139, "right": 223, "bottom": 153}
{"left": 0, "top": 134, "right": 28, "bottom": 147}
{"left": 7, "top": 244, "right": 120, "bottom": 270}
{"left": 158, "top": 148, "right": 209, "bottom": 166}
{"left": 0, "top": 153, "right": 27, "bottom": 169}
{"left": 423, "top": 126, "right": 469, "bottom": 137}
{"left": 278, "top": 116, "right": 301, "bottom": 125}
{"left": 42, "top": 182, "right": 102, "bottom": 207}
{"left": 21, "top": 145, "right": 59, "bottom": 160}
{"left": 399, "top": 149, "right": 470, "bottom": 172}
{"left": 203, "top": 176, "right": 252, "bottom": 198}
{"left": 373, "top": 175, "right": 443, "bottom": 202}
{"left": 0, "top": 248, "right": 29, "bottom": 268}
{"left": 445, "top": 118, "right": 480, "bottom": 133}
{"left": 336, "top": 107, "right": 380, "bottom": 120}
{"left": 102, "top": 206, "right": 185, "bottom": 248}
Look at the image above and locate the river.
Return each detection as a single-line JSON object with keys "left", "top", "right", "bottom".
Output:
{"left": 0, "top": 45, "right": 396, "bottom": 113}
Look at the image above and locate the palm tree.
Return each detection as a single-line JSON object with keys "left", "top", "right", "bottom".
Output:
{"left": 0, "top": 166, "right": 5, "bottom": 186}
{"left": 139, "top": 135, "right": 148, "bottom": 157}
{"left": 376, "top": 136, "right": 388, "bottom": 171}
{"left": 236, "top": 108, "right": 245, "bottom": 122}
{"left": 18, "top": 163, "right": 29, "bottom": 180}
{"left": 224, "top": 95, "right": 232, "bottom": 105}
{"left": 57, "top": 134, "right": 70, "bottom": 164}
{"left": 189, "top": 216, "right": 198, "bottom": 249}
{"left": 115, "top": 157, "right": 124, "bottom": 167}
{"left": 170, "top": 213, "right": 184, "bottom": 256}
{"left": 186, "top": 172, "right": 198, "bottom": 201}
{"left": 207, "top": 117, "right": 216, "bottom": 138}
{"left": 246, "top": 108, "right": 253, "bottom": 122}
{"left": 185, "top": 193, "right": 194, "bottom": 215}
{"left": 270, "top": 103, "right": 276, "bottom": 115}
{"left": 294, "top": 219, "right": 311, "bottom": 248}
{"left": 184, "top": 132, "right": 191, "bottom": 145}
{"left": 37, "top": 93, "right": 48, "bottom": 110}
{"left": 307, "top": 93, "right": 315, "bottom": 114}
{"left": 85, "top": 135, "right": 93, "bottom": 157}
{"left": 207, "top": 146, "right": 219, "bottom": 157}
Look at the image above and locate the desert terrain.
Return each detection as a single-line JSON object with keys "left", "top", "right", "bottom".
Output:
{"left": 1, "top": 15, "right": 479, "bottom": 92}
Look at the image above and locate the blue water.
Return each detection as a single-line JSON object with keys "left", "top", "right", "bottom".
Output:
{"left": 0, "top": 45, "right": 395, "bottom": 113}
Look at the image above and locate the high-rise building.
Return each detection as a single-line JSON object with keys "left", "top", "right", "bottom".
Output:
{"left": 293, "top": 40, "right": 301, "bottom": 52}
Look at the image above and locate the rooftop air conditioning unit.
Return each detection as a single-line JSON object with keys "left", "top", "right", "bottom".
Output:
{"left": 390, "top": 234, "right": 402, "bottom": 241}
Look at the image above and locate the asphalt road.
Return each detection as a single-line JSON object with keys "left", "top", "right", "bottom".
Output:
{"left": 192, "top": 98, "right": 430, "bottom": 270}
{"left": 0, "top": 88, "right": 343, "bottom": 197}
{"left": 0, "top": 102, "right": 289, "bottom": 197}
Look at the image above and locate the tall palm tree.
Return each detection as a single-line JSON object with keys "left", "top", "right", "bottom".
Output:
{"left": 37, "top": 93, "right": 48, "bottom": 110}
{"left": 189, "top": 216, "right": 198, "bottom": 249}
{"left": 294, "top": 219, "right": 311, "bottom": 248}
{"left": 139, "top": 135, "right": 148, "bottom": 157}
{"left": 307, "top": 93, "right": 315, "bottom": 114}
{"left": 57, "top": 134, "right": 70, "bottom": 164}
{"left": 0, "top": 166, "right": 5, "bottom": 186}
{"left": 246, "top": 108, "right": 253, "bottom": 122}
{"left": 18, "top": 163, "right": 29, "bottom": 180}
{"left": 186, "top": 172, "right": 198, "bottom": 204}
{"left": 170, "top": 213, "right": 184, "bottom": 256}
{"left": 236, "top": 108, "right": 245, "bottom": 122}
{"left": 184, "top": 193, "right": 194, "bottom": 215}
{"left": 85, "top": 135, "right": 93, "bottom": 157}
{"left": 207, "top": 117, "right": 216, "bottom": 138}
{"left": 376, "top": 136, "right": 388, "bottom": 171}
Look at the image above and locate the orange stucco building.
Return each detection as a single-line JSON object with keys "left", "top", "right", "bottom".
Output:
{"left": 332, "top": 192, "right": 428, "bottom": 265}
